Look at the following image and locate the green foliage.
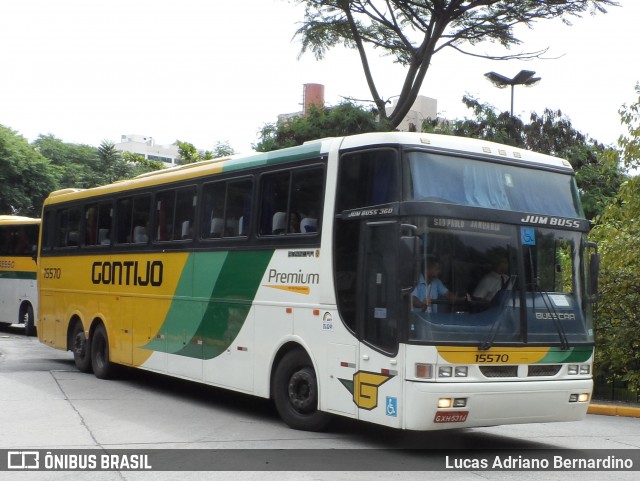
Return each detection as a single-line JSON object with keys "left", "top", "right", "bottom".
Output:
{"left": 33, "top": 134, "right": 100, "bottom": 188}
{"left": 422, "top": 95, "right": 625, "bottom": 220}
{"left": 0, "top": 126, "right": 58, "bottom": 216}
{"left": 618, "top": 82, "right": 640, "bottom": 171}
{"left": 122, "top": 151, "right": 165, "bottom": 174}
{"left": 590, "top": 177, "right": 640, "bottom": 392}
{"left": 211, "top": 141, "right": 236, "bottom": 158}
{"left": 176, "top": 140, "right": 214, "bottom": 165}
{"left": 293, "top": 1, "right": 617, "bottom": 128}
{"left": 589, "top": 84, "right": 640, "bottom": 394}
{"left": 254, "top": 101, "right": 388, "bottom": 152}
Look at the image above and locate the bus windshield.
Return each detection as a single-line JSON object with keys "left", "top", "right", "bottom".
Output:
{"left": 406, "top": 151, "right": 584, "bottom": 218}
{"left": 407, "top": 218, "right": 593, "bottom": 346}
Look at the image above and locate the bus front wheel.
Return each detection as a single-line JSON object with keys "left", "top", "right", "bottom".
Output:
{"left": 273, "top": 349, "right": 330, "bottom": 431}
{"left": 71, "top": 322, "right": 92, "bottom": 373}
{"left": 91, "top": 324, "right": 115, "bottom": 379}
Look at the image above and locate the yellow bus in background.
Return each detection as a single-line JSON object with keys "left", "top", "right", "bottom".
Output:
{"left": 0, "top": 215, "right": 39, "bottom": 335}
{"left": 37, "top": 132, "right": 598, "bottom": 431}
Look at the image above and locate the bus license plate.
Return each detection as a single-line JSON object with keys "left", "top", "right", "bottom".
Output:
{"left": 434, "top": 411, "right": 468, "bottom": 423}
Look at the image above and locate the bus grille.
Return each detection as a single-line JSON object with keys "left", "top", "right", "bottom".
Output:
{"left": 479, "top": 366, "right": 518, "bottom": 377}
{"left": 527, "top": 365, "right": 561, "bottom": 377}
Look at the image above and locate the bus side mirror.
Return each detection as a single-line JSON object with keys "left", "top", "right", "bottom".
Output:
{"left": 399, "top": 224, "right": 418, "bottom": 291}
{"left": 587, "top": 242, "right": 599, "bottom": 302}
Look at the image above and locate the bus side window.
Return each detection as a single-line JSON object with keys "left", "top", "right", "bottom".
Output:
{"left": 155, "top": 191, "right": 175, "bottom": 242}
{"left": 226, "top": 179, "right": 252, "bottom": 237}
{"left": 56, "top": 207, "right": 81, "bottom": 248}
{"left": 174, "top": 187, "right": 197, "bottom": 241}
{"left": 259, "top": 166, "right": 324, "bottom": 237}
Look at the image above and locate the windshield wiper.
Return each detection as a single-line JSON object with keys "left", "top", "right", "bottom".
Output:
{"left": 478, "top": 276, "right": 518, "bottom": 351}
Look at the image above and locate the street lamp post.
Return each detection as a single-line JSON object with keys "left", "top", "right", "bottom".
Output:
{"left": 484, "top": 70, "right": 541, "bottom": 117}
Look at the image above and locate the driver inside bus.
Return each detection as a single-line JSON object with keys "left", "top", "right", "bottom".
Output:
{"left": 412, "top": 256, "right": 470, "bottom": 313}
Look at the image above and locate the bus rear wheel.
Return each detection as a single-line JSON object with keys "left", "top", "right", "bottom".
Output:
{"left": 22, "top": 305, "right": 36, "bottom": 337}
{"left": 71, "top": 322, "right": 92, "bottom": 373}
{"left": 91, "top": 324, "right": 115, "bottom": 379}
{"left": 273, "top": 350, "right": 330, "bottom": 431}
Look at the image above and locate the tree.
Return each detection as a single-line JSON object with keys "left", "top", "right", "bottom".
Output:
{"left": 212, "top": 141, "right": 236, "bottom": 158}
{"left": 122, "top": 151, "right": 166, "bottom": 174}
{"left": 293, "top": 0, "right": 617, "bottom": 129}
{"left": 32, "top": 134, "right": 100, "bottom": 188}
{"left": 422, "top": 95, "right": 625, "bottom": 219}
{"left": 97, "top": 140, "right": 133, "bottom": 184}
{"left": 176, "top": 140, "right": 214, "bottom": 165}
{"left": 0, "top": 125, "right": 59, "bottom": 216}
{"left": 589, "top": 83, "right": 640, "bottom": 393}
{"left": 254, "top": 101, "right": 388, "bottom": 152}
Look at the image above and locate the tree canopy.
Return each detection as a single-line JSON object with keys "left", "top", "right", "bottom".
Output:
{"left": 589, "top": 83, "right": 640, "bottom": 393}
{"left": 254, "top": 101, "right": 388, "bottom": 152}
{"left": 293, "top": 0, "right": 617, "bottom": 128}
{"left": 0, "top": 126, "right": 58, "bottom": 216}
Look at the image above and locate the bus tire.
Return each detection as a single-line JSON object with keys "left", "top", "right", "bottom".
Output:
{"left": 273, "top": 349, "right": 330, "bottom": 432}
{"left": 91, "top": 324, "right": 115, "bottom": 379}
{"left": 71, "top": 322, "right": 92, "bottom": 373}
{"left": 23, "top": 304, "right": 36, "bottom": 337}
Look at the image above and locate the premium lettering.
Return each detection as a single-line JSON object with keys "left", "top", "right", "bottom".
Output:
{"left": 267, "top": 268, "right": 319, "bottom": 285}
{"left": 91, "top": 260, "right": 163, "bottom": 286}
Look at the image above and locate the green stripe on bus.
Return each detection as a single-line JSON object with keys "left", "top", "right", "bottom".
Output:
{"left": 0, "top": 271, "right": 37, "bottom": 280}
{"left": 222, "top": 142, "right": 322, "bottom": 173}
{"left": 144, "top": 250, "right": 274, "bottom": 360}
{"left": 538, "top": 346, "right": 593, "bottom": 363}
{"left": 177, "top": 250, "right": 274, "bottom": 359}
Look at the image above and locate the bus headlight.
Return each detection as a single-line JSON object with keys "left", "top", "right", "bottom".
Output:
{"left": 454, "top": 366, "right": 468, "bottom": 377}
{"left": 579, "top": 365, "right": 590, "bottom": 375}
{"left": 568, "top": 365, "right": 578, "bottom": 375}
{"left": 438, "top": 366, "right": 452, "bottom": 378}
{"left": 569, "top": 393, "right": 590, "bottom": 403}
{"left": 438, "top": 398, "right": 452, "bottom": 408}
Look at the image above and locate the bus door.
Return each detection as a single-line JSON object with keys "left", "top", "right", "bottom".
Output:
{"left": 355, "top": 221, "right": 413, "bottom": 428}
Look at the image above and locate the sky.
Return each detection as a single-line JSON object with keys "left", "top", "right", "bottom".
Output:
{"left": 1, "top": 0, "right": 638, "bottom": 154}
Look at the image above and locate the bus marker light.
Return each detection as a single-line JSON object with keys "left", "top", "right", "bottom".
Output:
{"left": 453, "top": 398, "right": 467, "bottom": 408}
{"left": 415, "top": 363, "right": 433, "bottom": 379}
{"left": 286, "top": 307, "right": 293, "bottom": 314}
{"left": 313, "top": 309, "right": 320, "bottom": 316}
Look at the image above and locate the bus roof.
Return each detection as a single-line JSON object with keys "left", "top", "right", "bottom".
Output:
{"left": 44, "top": 132, "right": 573, "bottom": 205}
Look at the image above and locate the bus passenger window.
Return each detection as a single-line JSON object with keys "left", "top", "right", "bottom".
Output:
{"left": 116, "top": 195, "right": 151, "bottom": 244}
{"left": 56, "top": 207, "right": 81, "bottom": 248}
{"left": 173, "top": 187, "right": 196, "bottom": 240}
{"left": 259, "top": 166, "right": 324, "bottom": 237}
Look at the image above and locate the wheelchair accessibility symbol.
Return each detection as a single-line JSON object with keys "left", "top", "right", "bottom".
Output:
{"left": 386, "top": 396, "right": 398, "bottom": 417}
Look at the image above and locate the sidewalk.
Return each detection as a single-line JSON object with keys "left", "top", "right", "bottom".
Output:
{"left": 588, "top": 402, "right": 640, "bottom": 418}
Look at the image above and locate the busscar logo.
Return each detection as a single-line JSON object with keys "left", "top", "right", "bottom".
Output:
{"left": 8, "top": 451, "right": 39, "bottom": 470}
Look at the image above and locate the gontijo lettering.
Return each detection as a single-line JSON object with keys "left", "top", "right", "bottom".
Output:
{"left": 91, "top": 260, "right": 163, "bottom": 286}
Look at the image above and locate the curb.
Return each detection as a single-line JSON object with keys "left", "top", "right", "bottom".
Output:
{"left": 588, "top": 404, "right": 640, "bottom": 418}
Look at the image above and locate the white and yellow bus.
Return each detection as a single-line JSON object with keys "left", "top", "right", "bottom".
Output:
{"left": 0, "top": 215, "right": 39, "bottom": 335}
{"left": 38, "top": 132, "right": 598, "bottom": 431}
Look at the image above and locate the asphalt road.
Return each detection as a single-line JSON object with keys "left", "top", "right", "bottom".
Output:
{"left": 1, "top": 325, "right": 639, "bottom": 481}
